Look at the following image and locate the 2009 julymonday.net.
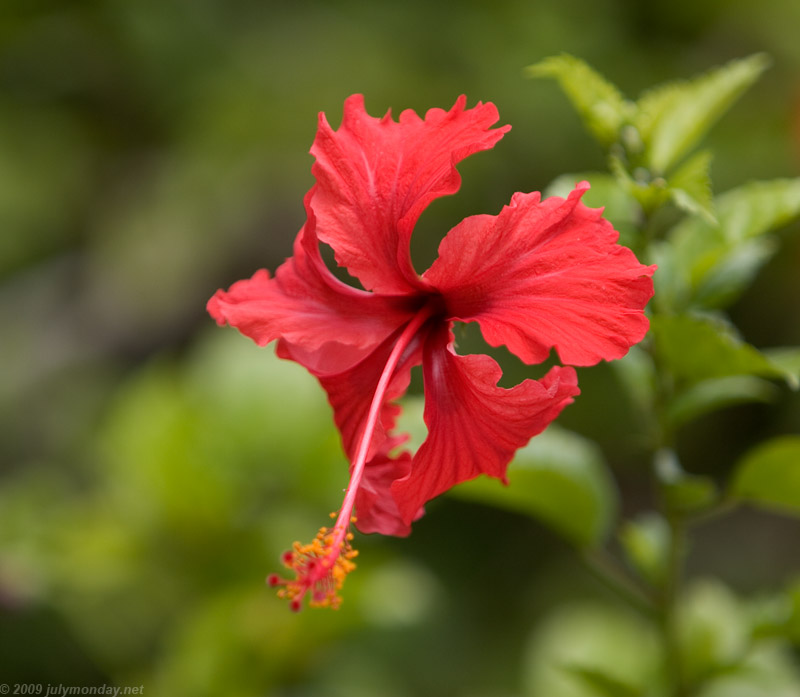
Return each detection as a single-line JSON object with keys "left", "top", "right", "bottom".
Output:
{"left": 0, "top": 685, "right": 144, "bottom": 696}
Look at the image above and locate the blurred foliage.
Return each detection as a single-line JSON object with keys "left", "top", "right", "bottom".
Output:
{"left": 2, "top": 0, "right": 800, "bottom": 695}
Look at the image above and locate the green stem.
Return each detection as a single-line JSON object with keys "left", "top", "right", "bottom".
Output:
{"left": 638, "top": 192, "right": 690, "bottom": 696}
{"left": 685, "top": 496, "right": 739, "bottom": 528}
{"left": 581, "top": 548, "right": 656, "bottom": 616}
{"left": 659, "top": 514, "right": 689, "bottom": 697}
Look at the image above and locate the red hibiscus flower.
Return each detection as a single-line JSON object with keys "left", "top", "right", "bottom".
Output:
{"left": 208, "top": 94, "right": 656, "bottom": 610}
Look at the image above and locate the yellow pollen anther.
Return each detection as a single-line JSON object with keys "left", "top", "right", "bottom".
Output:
{"left": 268, "top": 524, "right": 358, "bottom": 611}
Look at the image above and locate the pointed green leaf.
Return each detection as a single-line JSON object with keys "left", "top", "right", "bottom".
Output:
{"left": 670, "top": 178, "right": 800, "bottom": 262}
{"left": 695, "top": 178, "right": 800, "bottom": 307}
{"left": 732, "top": 436, "right": 800, "bottom": 515}
{"left": 651, "top": 314, "right": 790, "bottom": 384}
{"left": 695, "top": 643, "right": 800, "bottom": 695}
{"left": 637, "top": 53, "right": 769, "bottom": 173}
{"left": 526, "top": 54, "right": 631, "bottom": 146}
{"left": 667, "top": 178, "right": 800, "bottom": 309}
{"left": 563, "top": 665, "right": 644, "bottom": 697}
{"left": 693, "top": 237, "right": 778, "bottom": 308}
{"left": 634, "top": 82, "right": 682, "bottom": 148}
{"left": 665, "top": 475, "right": 719, "bottom": 516}
{"left": 619, "top": 513, "right": 671, "bottom": 587}
{"left": 667, "top": 150, "right": 715, "bottom": 223}
{"left": 675, "top": 580, "right": 749, "bottom": 684}
{"left": 524, "top": 604, "right": 661, "bottom": 697}
{"left": 763, "top": 347, "right": 800, "bottom": 390}
{"left": 749, "top": 591, "right": 799, "bottom": 640}
{"left": 713, "top": 177, "right": 800, "bottom": 243}
{"left": 667, "top": 376, "right": 778, "bottom": 429}
{"left": 451, "top": 425, "right": 617, "bottom": 548}
{"left": 655, "top": 449, "right": 718, "bottom": 514}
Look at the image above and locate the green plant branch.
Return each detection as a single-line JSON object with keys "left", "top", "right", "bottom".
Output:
{"left": 635, "top": 166, "right": 690, "bottom": 697}
{"left": 684, "top": 495, "right": 739, "bottom": 528}
{"left": 581, "top": 547, "right": 657, "bottom": 616}
{"left": 659, "top": 514, "right": 690, "bottom": 697}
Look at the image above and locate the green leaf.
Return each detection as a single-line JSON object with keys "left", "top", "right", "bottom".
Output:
{"left": 636, "top": 53, "right": 769, "bottom": 173}
{"left": 693, "top": 237, "right": 778, "bottom": 308}
{"left": 526, "top": 54, "right": 631, "bottom": 147}
{"left": 749, "top": 588, "right": 800, "bottom": 641}
{"left": 563, "top": 665, "right": 644, "bottom": 697}
{"left": 451, "top": 425, "right": 617, "bottom": 548}
{"left": 670, "top": 179, "right": 800, "bottom": 266}
{"left": 666, "top": 376, "right": 778, "bottom": 429}
{"left": 667, "top": 150, "right": 715, "bottom": 223}
{"left": 696, "top": 642, "right": 800, "bottom": 696}
{"left": 732, "top": 436, "right": 800, "bottom": 516}
{"left": 651, "top": 314, "right": 792, "bottom": 385}
{"left": 663, "top": 475, "right": 719, "bottom": 516}
{"left": 524, "top": 603, "right": 661, "bottom": 697}
{"left": 675, "top": 580, "right": 749, "bottom": 685}
{"left": 763, "top": 347, "right": 800, "bottom": 390}
{"left": 655, "top": 449, "right": 718, "bottom": 515}
{"left": 712, "top": 177, "right": 800, "bottom": 243}
{"left": 619, "top": 513, "right": 671, "bottom": 587}
{"left": 667, "top": 177, "right": 800, "bottom": 309}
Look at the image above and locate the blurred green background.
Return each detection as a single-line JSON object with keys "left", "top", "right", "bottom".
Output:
{"left": 1, "top": 0, "right": 799, "bottom": 695}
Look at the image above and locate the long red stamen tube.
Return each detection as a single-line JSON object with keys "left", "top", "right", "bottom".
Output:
{"left": 331, "top": 303, "right": 434, "bottom": 542}
{"left": 269, "top": 303, "right": 435, "bottom": 610}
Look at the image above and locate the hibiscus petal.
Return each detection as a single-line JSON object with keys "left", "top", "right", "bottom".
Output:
{"left": 391, "top": 326, "right": 580, "bottom": 525}
{"left": 310, "top": 94, "right": 510, "bottom": 294}
{"left": 424, "top": 183, "right": 656, "bottom": 366}
{"left": 207, "top": 207, "right": 414, "bottom": 375}
{"left": 318, "top": 325, "right": 424, "bottom": 464}
{"left": 353, "top": 451, "right": 424, "bottom": 537}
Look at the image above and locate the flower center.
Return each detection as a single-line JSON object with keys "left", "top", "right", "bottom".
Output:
{"left": 267, "top": 302, "right": 436, "bottom": 610}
